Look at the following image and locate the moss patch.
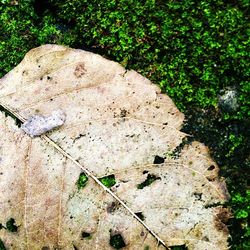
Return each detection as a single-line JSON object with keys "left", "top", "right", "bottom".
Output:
{"left": 99, "top": 174, "right": 116, "bottom": 188}
{"left": 77, "top": 172, "right": 88, "bottom": 189}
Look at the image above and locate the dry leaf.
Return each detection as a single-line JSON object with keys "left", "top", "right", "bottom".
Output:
{"left": 0, "top": 45, "right": 230, "bottom": 250}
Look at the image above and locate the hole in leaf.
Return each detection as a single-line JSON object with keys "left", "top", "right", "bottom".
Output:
{"left": 81, "top": 232, "right": 91, "bottom": 239}
{"left": 6, "top": 218, "right": 18, "bottom": 232}
{"left": 207, "top": 165, "right": 215, "bottom": 171}
{"left": 170, "top": 245, "right": 188, "bottom": 250}
{"left": 0, "top": 239, "right": 6, "bottom": 250}
{"left": 135, "top": 212, "right": 145, "bottom": 221}
{"left": 153, "top": 155, "right": 165, "bottom": 164}
{"left": 77, "top": 173, "right": 88, "bottom": 189}
{"left": 137, "top": 174, "right": 161, "bottom": 189}
{"left": 110, "top": 234, "right": 126, "bottom": 249}
{"left": 99, "top": 174, "right": 116, "bottom": 188}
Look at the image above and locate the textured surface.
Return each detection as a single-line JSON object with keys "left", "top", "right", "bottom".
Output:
{"left": 21, "top": 110, "right": 66, "bottom": 137}
{"left": 0, "top": 45, "right": 230, "bottom": 249}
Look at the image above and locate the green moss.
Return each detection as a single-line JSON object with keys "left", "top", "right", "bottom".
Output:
{"left": 77, "top": 173, "right": 88, "bottom": 189}
{"left": 99, "top": 174, "right": 116, "bottom": 188}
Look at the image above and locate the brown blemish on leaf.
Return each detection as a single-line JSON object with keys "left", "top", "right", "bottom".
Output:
{"left": 214, "top": 208, "right": 232, "bottom": 235}
{"left": 107, "top": 201, "right": 120, "bottom": 213}
{"left": 74, "top": 63, "right": 86, "bottom": 78}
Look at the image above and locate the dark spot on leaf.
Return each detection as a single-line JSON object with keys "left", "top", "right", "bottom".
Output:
{"left": 6, "top": 218, "right": 18, "bottom": 232}
{"left": 202, "top": 236, "right": 209, "bottom": 242}
{"left": 193, "top": 192, "right": 202, "bottom": 201}
{"left": 99, "top": 174, "right": 116, "bottom": 188}
{"left": 73, "top": 245, "right": 78, "bottom": 250}
{"left": 135, "top": 212, "right": 145, "bottom": 221}
{"left": 137, "top": 174, "right": 161, "bottom": 189}
{"left": 74, "top": 63, "right": 86, "bottom": 78}
{"left": 107, "top": 201, "right": 119, "bottom": 213}
{"left": 163, "top": 122, "right": 168, "bottom": 125}
{"left": 170, "top": 245, "right": 188, "bottom": 250}
{"left": 207, "top": 165, "right": 215, "bottom": 171}
{"left": 120, "top": 109, "right": 127, "bottom": 117}
{"left": 41, "top": 247, "right": 50, "bottom": 250}
{"left": 153, "top": 155, "right": 165, "bottom": 164}
{"left": 73, "top": 133, "right": 86, "bottom": 142}
{"left": 143, "top": 170, "right": 149, "bottom": 174}
{"left": 0, "top": 239, "right": 6, "bottom": 250}
{"left": 110, "top": 234, "right": 126, "bottom": 249}
{"left": 144, "top": 246, "right": 150, "bottom": 250}
{"left": 47, "top": 76, "right": 51, "bottom": 80}
{"left": 206, "top": 176, "right": 216, "bottom": 181}
{"left": 77, "top": 172, "right": 88, "bottom": 189}
{"left": 82, "top": 232, "right": 91, "bottom": 239}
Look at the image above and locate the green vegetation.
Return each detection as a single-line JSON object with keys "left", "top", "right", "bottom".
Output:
{"left": 0, "top": 0, "right": 249, "bottom": 248}
{"left": 99, "top": 174, "right": 116, "bottom": 188}
{"left": 77, "top": 172, "right": 88, "bottom": 189}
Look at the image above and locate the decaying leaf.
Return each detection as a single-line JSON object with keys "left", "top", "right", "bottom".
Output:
{"left": 0, "top": 45, "right": 230, "bottom": 250}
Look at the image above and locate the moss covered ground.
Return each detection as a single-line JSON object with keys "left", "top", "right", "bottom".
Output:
{"left": 0, "top": 0, "right": 249, "bottom": 248}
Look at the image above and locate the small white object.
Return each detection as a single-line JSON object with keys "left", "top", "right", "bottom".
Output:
{"left": 21, "top": 110, "right": 66, "bottom": 137}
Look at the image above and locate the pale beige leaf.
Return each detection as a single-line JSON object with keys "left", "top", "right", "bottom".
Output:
{"left": 0, "top": 45, "right": 230, "bottom": 250}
